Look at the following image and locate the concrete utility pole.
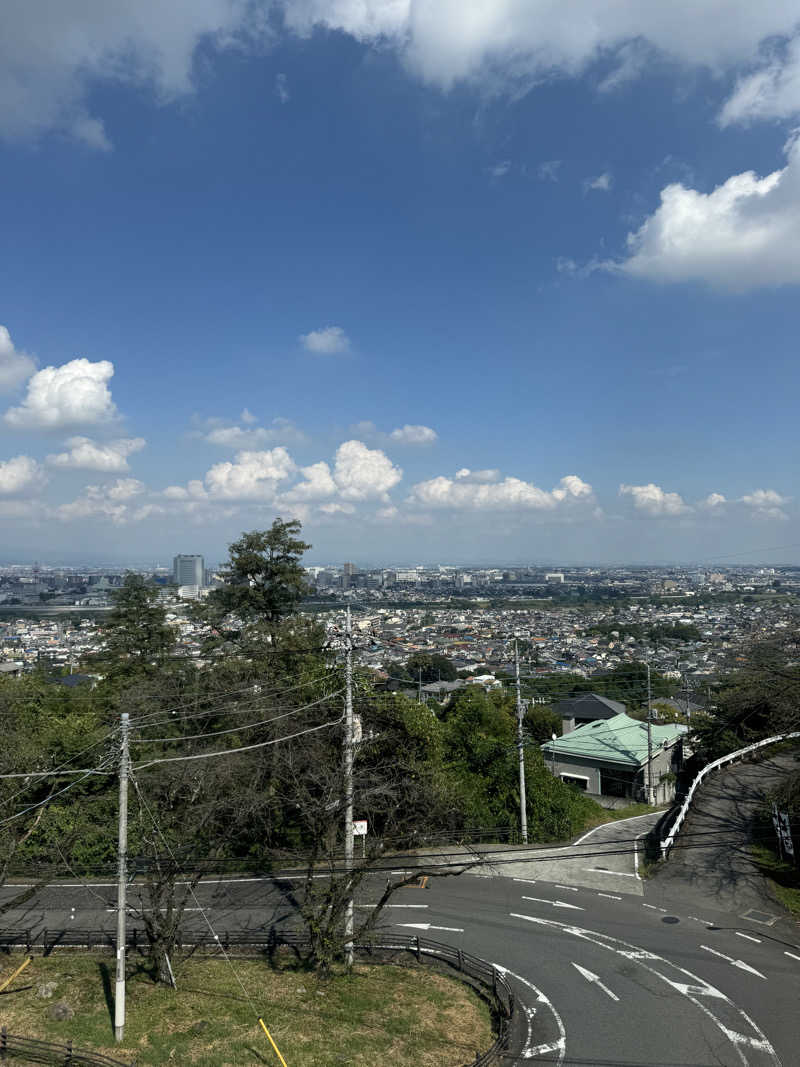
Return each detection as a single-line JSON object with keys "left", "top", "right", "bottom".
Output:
{"left": 114, "top": 711, "right": 130, "bottom": 1043}
{"left": 343, "top": 607, "right": 354, "bottom": 969}
{"left": 645, "top": 661, "right": 654, "bottom": 806}
{"left": 514, "top": 641, "right": 528, "bottom": 845}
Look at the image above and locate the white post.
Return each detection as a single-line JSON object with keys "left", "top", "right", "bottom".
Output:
{"left": 646, "top": 662, "right": 654, "bottom": 806}
{"left": 114, "top": 712, "right": 130, "bottom": 1042}
{"left": 515, "top": 642, "right": 528, "bottom": 845}
{"left": 343, "top": 607, "right": 354, "bottom": 968}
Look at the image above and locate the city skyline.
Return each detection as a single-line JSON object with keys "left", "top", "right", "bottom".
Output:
{"left": 0, "top": 4, "right": 799, "bottom": 563}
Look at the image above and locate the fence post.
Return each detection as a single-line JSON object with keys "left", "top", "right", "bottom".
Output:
{"left": 1, "top": 1025, "right": 6, "bottom": 1060}
{"left": 457, "top": 948, "right": 464, "bottom": 971}
{"left": 65, "top": 1038, "right": 73, "bottom": 1065}
{"left": 415, "top": 936, "right": 421, "bottom": 962}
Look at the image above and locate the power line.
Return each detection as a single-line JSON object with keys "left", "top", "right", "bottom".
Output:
{"left": 0, "top": 758, "right": 116, "bottom": 831}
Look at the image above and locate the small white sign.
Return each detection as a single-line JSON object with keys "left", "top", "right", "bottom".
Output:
{"left": 353, "top": 820, "right": 368, "bottom": 836}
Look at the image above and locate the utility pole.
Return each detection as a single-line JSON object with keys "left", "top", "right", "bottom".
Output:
{"left": 645, "top": 661, "right": 654, "bottom": 806}
{"left": 114, "top": 712, "right": 130, "bottom": 1043}
{"left": 343, "top": 607, "right": 354, "bottom": 969}
{"left": 514, "top": 641, "right": 528, "bottom": 845}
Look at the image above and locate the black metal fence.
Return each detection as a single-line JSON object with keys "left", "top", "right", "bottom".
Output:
{"left": 0, "top": 928, "right": 521, "bottom": 1066}
{"left": 0, "top": 1029, "right": 129, "bottom": 1067}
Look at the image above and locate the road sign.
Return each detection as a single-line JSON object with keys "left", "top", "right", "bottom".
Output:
{"left": 353, "top": 820, "right": 368, "bottom": 836}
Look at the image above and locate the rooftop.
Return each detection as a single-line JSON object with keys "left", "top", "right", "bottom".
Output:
{"left": 541, "top": 712, "right": 686, "bottom": 767}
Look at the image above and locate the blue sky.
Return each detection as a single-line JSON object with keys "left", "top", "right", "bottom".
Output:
{"left": 0, "top": 2, "right": 799, "bottom": 566}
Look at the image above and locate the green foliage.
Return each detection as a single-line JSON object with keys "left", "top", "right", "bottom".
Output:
{"left": 209, "top": 519, "right": 311, "bottom": 629}
{"left": 405, "top": 652, "right": 458, "bottom": 683}
{"left": 101, "top": 573, "right": 175, "bottom": 677}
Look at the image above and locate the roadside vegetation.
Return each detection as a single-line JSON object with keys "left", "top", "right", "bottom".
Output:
{"left": 0, "top": 954, "right": 493, "bottom": 1066}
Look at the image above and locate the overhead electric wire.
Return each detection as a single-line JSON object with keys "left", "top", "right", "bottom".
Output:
{"left": 129, "top": 688, "right": 345, "bottom": 744}
{"left": 0, "top": 758, "right": 116, "bottom": 831}
{"left": 132, "top": 714, "right": 345, "bottom": 771}
{"left": 0, "top": 727, "right": 119, "bottom": 803}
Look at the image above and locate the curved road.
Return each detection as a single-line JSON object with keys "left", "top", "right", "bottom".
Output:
{"left": 3, "top": 760, "right": 799, "bottom": 1065}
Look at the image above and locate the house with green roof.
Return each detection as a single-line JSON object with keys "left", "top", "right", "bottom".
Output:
{"left": 541, "top": 712, "right": 687, "bottom": 807}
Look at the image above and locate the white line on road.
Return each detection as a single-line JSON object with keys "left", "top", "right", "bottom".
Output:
{"left": 492, "top": 964, "right": 566, "bottom": 1065}
{"left": 633, "top": 831, "right": 648, "bottom": 880}
{"left": 597, "top": 893, "right": 622, "bottom": 901}
{"left": 572, "top": 811, "right": 660, "bottom": 845}
{"left": 555, "top": 885, "right": 579, "bottom": 892}
{"left": 584, "top": 868, "right": 638, "bottom": 878}
{"left": 642, "top": 903, "right": 657, "bottom": 910}
{"left": 354, "top": 904, "right": 428, "bottom": 909}
{"left": 521, "top": 896, "right": 584, "bottom": 911}
{"left": 571, "top": 962, "right": 620, "bottom": 1002}
{"left": 735, "top": 932, "right": 761, "bottom": 944}
{"left": 784, "top": 951, "right": 800, "bottom": 962}
{"left": 394, "top": 923, "right": 464, "bottom": 933}
{"left": 701, "top": 945, "right": 767, "bottom": 979}
{"left": 512, "top": 878, "right": 537, "bottom": 885}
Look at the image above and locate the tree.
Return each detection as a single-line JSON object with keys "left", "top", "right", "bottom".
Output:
{"left": 102, "top": 573, "right": 175, "bottom": 676}
{"left": 406, "top": 653, "right": 458, "bottom": 684}
{"left": 210, "top": 520, "right": 311, "bottom": 632}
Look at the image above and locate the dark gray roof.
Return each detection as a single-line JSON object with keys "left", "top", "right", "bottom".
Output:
{"left": 555, "top": 692, "right": 627, "bottom": 718}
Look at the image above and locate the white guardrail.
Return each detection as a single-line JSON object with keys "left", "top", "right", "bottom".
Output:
{"left": 660, "top": 730, "right": 800, "bottom": 857}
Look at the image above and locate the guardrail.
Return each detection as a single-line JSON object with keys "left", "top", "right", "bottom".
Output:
{"left": 660, "top": 730, "right": 800, "bottom": 857}
{"left": 0, "top": 929, "right": 520, "bottom": 1066}
{"left": 0, "top": 1028, "right": 130, "bottom": 1066}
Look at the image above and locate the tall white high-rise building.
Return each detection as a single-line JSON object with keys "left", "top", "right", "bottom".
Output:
{"left": 173, "top": 554, "right": 205, "bottom": 587}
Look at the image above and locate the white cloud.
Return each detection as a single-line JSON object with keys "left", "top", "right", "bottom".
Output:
{"left": 409, "top": 471, "right": 593, "bottom": 511}
{"left": 700, "top": 492, "right": 727, "bottom": 509}
{"left": 240, "top": 408, "right": 257, "bottom": 425}
{"left": 489, "top": 160, "right": 511, "bottom": 178}
{"left": 389, "top": 424, "right": 438, "bottom": 446}
{"left": 57, "top": 478, "right": 146, "bottom": 524}
{"left": 333, "top": 440, "right": 402, "bottom": 501}
{"left": 619, "top": 133, "right": 800, "bottom": 289}
{"left": 280, "top": 2, "right": 800, "bottom": 98}
{"left": 283, "top": 461, "right": 338, "bottom": 502}
{"left": 275, "top": 72, "right": 290, "bottom": 104}
{"left": 0, "top": 325, "right": 36, "bottom": 392}
{"left": 205, "top": 447, "right": 296, "bottom": 501}
{"left": 0, "top": 455, "right": 46, "bottom": 495}
{"left": 619, "top": 483, "right": 690, "bottom": 517}
{"left": 162, "top": 480, "right": 208, "bottom": 502}
{"left": 455, "top": 468, "right": 500, "bottom": 483}
{"left": 46, "top": 436, "right": 145, "bottom": 472}
{"left": 4, "top": 358, "right": 117, "bottom": 430}
{"left": 720, "top": 37, "right": 800, "bottom": 126}
{"left": 740, "top": 488, "right": 791, "bottom": 519}
{"left": 0, "top": 1, "right": 269, "bottom": 147}
{"left": 585, "top": 171, "right": 613, "bottom": 192}
{"left": 299, "top": 326, "right": 350, "bottom": 354}
{"left": 538, "top": 160, "right": 561, "bottom": 182}
{"left": 197, "top": 414, "right": 308, "bottom": 448}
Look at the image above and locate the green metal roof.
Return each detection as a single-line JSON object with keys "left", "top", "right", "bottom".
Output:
{"left": 540, "top": 712, "right": 686, "bottom": 768}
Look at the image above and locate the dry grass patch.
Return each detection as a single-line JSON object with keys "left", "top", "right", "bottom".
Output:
{"left": 0, "top": 953, "right": 494, "bottom": 1066}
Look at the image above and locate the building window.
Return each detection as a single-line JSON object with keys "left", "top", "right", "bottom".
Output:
{"left": 561, "top": 774, "right": 589, "bottom": 791}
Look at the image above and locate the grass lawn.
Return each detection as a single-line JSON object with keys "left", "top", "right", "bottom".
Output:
{"left": 0, "top": 953, "right": 493, "bottom": 1066}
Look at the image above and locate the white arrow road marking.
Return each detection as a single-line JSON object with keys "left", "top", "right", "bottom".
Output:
{"left": 509, "top": 914, "right": 779, "bottom": 1065}
{"left": 701, "top": 945, "right": 767, "bottom": 979}
{"left": 394, "top": 923, "right": 464, "bottom": 933}
{"left": 571, "top": 962, "right": 620, "bottom": 1002}
{"left": 492, "top": 964, "right": 566, "bottom": 1065}
{"left": 521, "top": 896, "right": 584, "bottom": 911}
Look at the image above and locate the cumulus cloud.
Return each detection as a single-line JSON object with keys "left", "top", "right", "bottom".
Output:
{"left": 283, "top": 461, "right": 338, "bottom": 502}
{"left": 585, "top": 172, "right": 613, "bottom": 192}
{"left": 5, "top": 358, "right": 117, "bottom": 430}
{"left": 0, "top": 1, "right": 269, "bottom": 147}
{"left": 619, "top": 133, "right": 800, "bottom": 289}
{"left": 57, "top": 478, "right": 146, "bottom": 524}
{"left": 333, "top": 440, "right": 402, "bottom": 501}
{"left": 280, "top": 2, "right": 800, "bottom": 99}
{"left": 46, "top": 436, "right": 145, "bottom": 472}
{"left": 0, "top": 325, "right": 36, "bottom": 392}
{"left": 409, "top": 471, "right": 593, "bottom": 511}
{"left": 0, "top": 455, "right": 46, "bottom": 495}
{"left": 619, "top": 483, "right": 690, "bottom": 517}
{"left": 455, "top": 468, "right": 500, "bottom": 483}
{"left": 299, "top": 326, "right": 350, "bottom": 354}
{"left": 700, "top": 492, "right": 727, "bottom": 509}
{"left": 204, "top": 448, "right": 296, "bottom": 501}
{"left": 740, "top": 488, "right": 791, "bottom": 519}
{"left": 389, "top": 424, "right": 438, "bottom": 446}
{"left": 201, "top": 416, "right": 308, "bottom": 448}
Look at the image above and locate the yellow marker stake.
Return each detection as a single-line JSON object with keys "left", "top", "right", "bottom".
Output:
{"left": 258, "top": 1018, "right": 289, "bottom": 1067}
{"left": 0, "top": 956, "right": 32, "bottom": 994}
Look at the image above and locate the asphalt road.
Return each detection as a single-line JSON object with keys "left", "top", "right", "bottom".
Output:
{"left": 3, "top": 774, "right": 799, "bottom": 1065}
